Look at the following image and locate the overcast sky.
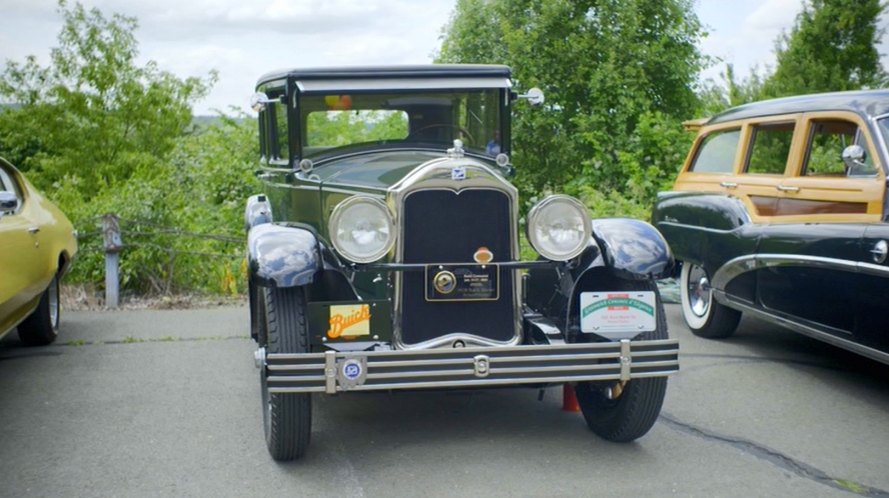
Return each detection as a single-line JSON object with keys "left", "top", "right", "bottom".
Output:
{"left": 0, "top": 0, "right": 886, "bottom": 115}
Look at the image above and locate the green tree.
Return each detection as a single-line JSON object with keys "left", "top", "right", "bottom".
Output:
{"left": 438, "top": 0, "right": 706, "bottom": 214}
{"left": 0, "top": 0, "right": 215, "bottom": 191}
{"left": 764, "top": 0, "right": 888, "bottom": 97}
{"left": 704, "top": 0, "right": 888, "bottom": 114}
{"left": 0, "top": 1, "right": 261, "bottom": 295}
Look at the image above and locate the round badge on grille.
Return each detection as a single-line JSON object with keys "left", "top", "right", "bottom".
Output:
{"left": 342, "top": 359, "right": 363, "bottom": 381}
{"left": 433, "top": 270, "right": 457, "bottom": 294}
{"left": 474, "top": 246, "right": 493, "bottom": 264}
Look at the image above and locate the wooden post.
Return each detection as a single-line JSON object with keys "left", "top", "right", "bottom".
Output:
{"left": 102, "top": 213, "right": 123, "bottom": 308}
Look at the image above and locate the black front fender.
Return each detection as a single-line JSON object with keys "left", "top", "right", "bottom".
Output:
{"left": 590, "top": 218, "right": 674, "bottom": 281}
{"left": 247, "top": 223, "right": 319, "bottom": 288}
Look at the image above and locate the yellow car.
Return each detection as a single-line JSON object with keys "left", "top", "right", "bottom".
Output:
{"left": 0, "top": 157, "right": 77, "bottom": 345}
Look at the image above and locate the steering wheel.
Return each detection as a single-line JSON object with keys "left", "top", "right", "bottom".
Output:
{"left": 406, "top": 124, "right": 474, "bottom": 143}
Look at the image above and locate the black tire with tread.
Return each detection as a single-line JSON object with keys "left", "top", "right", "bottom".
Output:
{"left": 18, "top": 273, "right": 60, "bottom": 346}
{"left": 261, "top": 286, "right": 312, "bottom": 461}
{"left": 575, "top": 280, "right": 668, "bottom": 443}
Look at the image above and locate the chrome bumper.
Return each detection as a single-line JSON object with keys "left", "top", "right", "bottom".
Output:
{"left": 261, "top": 339, "right": 679, "bottom": 394}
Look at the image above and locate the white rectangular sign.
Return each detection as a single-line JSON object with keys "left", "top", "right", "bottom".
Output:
{"left": 580, "top": 291, "right": 657, "bottom": 339}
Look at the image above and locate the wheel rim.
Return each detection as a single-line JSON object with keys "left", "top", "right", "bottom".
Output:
{"left": 49, "top": 276, "right": 60, "bottom": 329}
{"left": 686, "top": 265, "right": 711, "bottom": 318}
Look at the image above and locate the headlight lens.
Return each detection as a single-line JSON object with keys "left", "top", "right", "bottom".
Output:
{"left": 329, "top": 196, "right": 396, "bottom": 263}
{"left": 527, "top": 195, "right": 591, "bottom": 261}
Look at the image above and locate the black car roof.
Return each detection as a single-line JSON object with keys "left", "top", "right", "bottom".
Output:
{"left": 709, "top": 89, "right": 889, "bottom": 124}
{"left": 256, "top": 64, "right": 512, "bottom": 88}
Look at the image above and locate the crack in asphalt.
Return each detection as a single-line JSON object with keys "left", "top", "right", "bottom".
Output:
{"left": 1, "top": 335, "right": 250, "bottom": 353}
{"left": 660, "top": 412, "right": 889, "bottom": 497}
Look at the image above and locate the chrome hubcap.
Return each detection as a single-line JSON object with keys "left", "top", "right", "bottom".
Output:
{"left": 687, "top": 265, "right": 711, "bottom": 318}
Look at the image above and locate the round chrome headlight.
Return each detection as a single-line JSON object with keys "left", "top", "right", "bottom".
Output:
{"left": 329, "top": 196, "right": 396, "bottom": 263}
{"left": 527, "top": 195, "right": 591, "bottom": 261}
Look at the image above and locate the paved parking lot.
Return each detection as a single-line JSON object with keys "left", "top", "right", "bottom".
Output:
{"left": 1, "top": 303, "right": 888, "bottom": 497}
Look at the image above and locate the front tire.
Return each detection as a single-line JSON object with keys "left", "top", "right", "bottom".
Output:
{"left": 575, "top": 280, "right": 668, "bottom": 442}
{"left": 261, "top": 286, "right": 312, "bottom": 461}
{"left": 680, "top": 262, "right": 741, "bottom": 339}
{"left": 18, "top": 273, "right": 60, "bottom": 346}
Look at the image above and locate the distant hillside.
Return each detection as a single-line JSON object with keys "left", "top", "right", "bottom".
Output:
{"left": 2, "top": 107, "right": 244, "bottom": 129}
{"left": 192, "top": 114, "right": 250, "bottom": 130}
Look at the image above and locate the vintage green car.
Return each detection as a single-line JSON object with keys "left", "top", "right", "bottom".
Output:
{"left": 245, "top": 65, "right": 679, "bottom": 460}
{"left": 0, "top": 157, "right": 77, "bottom": 346}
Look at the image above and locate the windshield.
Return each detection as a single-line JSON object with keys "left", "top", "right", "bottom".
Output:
{"left": 298, "top": 90, "right": 504, "bottom": 158}
{"left": 879, "top": 117, "right": 889, "bottom": 158}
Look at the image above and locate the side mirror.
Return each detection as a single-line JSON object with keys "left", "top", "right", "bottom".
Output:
{"left": 249, "top": 92, "right": 276, "bottom": 112}
{"left": 841, "top": 144, "right": 869, "bottom": 175}
{"left": 518, "top": 87, "right": 545, "bottom": 106}
{"left": 0, "top": 191, "right": 17, "bottom": 211}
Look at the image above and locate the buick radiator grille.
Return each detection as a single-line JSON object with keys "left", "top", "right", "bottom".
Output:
{"left": 400, "top": 189, "right": 515, "bottom": 345}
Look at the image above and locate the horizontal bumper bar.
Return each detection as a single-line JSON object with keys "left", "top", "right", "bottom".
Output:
{"left": 353, "top": 260, "right": 560, "bottom": 272}
{"left": 264, "top": 339, "right": 679, "bottom": 394}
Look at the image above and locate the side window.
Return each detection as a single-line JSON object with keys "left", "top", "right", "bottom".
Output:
{"left": 257, "top": 109, "right": 268, "bottom": 160}
{"left": 269, "top": 101, "right": 289, "bottom": 162}
{"left": 688, "top": 129, "right": 740, "bottom": 173}
{"left": 746, "top": 122, "right": 795, "bottom": 175}
{"left": 804, "top": 120, "right": 876, "bottom": 176}
{"left": 0, "top": 166, "right": 23, "bottom": 212}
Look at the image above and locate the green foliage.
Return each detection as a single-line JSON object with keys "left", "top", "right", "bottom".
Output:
{"left": 764, "top": 0, "right": 888, "bottom": 97}
{"left": 0, "top": 1, "right": 257, "bottom": 295}
{"left": 61, "top": 114, "right": 259, "bottom": 294}
{"left": 701, "top": 0, "right": 888, "bottom": 114}
{"left": 0, "top": 1, "right": 216, "bottom": 190}
{"left": 438, "top": 0, "right": 706, "bottom": 215}
{"left": 698, "top": 64, "right": 768, "bottom": 114}
{"left": 307, "top": 111, "right": 408, "bottom": 146}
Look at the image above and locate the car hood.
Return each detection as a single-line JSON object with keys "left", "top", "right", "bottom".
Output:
{"left": 317, "top": 150, "right": 448, "bottom": 192}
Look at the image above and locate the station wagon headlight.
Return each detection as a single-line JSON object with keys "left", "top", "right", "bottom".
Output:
{"left": 329, "top": 196, "right": 396, "bottom": 263}
{"left": 527, "top": 195, "right": 591, "bottom": 261}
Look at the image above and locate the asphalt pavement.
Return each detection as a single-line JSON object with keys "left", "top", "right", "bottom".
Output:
{"left": 1, "top": 303, "right": 888, "bottom": 498}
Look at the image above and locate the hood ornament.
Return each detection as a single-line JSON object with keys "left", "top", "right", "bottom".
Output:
{"left": 447, "top": 139, "right": 465, "bottom": 159}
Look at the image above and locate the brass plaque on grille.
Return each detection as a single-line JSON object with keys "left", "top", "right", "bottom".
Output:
{"left": 425, "top": 264, "right": 499, "bottom": 301}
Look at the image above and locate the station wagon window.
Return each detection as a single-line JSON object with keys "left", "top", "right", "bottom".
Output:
{"left": 746, "top": 122, "right": 795, "bottom": 175}
{"left": 689, "top": 129, "right": 740, "bottom": 173}
{"left": 298, "top": 90, "right": 503, "bottom": 159}
{"left": 804, "top": 120, "right": 876, "bottom": 176}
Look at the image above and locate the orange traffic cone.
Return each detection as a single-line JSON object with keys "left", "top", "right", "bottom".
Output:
{"left": 562, "top": 384, "right": 580, "bottom": 412}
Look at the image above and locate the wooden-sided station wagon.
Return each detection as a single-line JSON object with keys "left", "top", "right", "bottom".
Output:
{"left": 245, "top": 65, "right": 679, "bottom": 460}
{"left": 653, "top": 90, "right": 889, "bottom": 364}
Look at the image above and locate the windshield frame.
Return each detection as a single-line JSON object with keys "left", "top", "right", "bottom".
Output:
{"left": 293, "top": 86, "right": 511, "bottom": 163}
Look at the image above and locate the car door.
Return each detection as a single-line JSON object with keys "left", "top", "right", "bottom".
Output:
{"left": 0, "top": 165, "right": 46, "bottom": 333}
{"left": 732, "top": 115, "right": 804, "bottom": 219}
{"left": 755, "top": 113, "right": 884, "bottom": 334}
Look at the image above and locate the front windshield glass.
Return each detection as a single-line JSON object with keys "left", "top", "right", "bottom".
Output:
{"left": 299, "top": 90, "right": 503, "bottom": 158}
{"left": 879, "top": 117, "right": 889, "bottom": 158}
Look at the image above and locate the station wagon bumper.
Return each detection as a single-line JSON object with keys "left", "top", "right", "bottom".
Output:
{"left": 260, "top": 339, "right": 679, "bottom": 394}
